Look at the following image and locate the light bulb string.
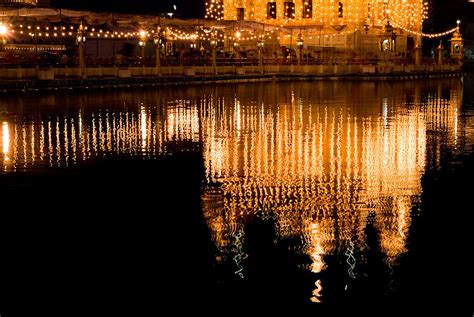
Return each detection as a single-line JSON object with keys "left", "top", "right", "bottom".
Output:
{"left": 391, "top": 21, "right": 459, "bottom": 39}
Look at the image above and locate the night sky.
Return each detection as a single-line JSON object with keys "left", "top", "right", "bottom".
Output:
{"left": 51, "top": 0, "right": 204, "bottom": 18}
{"left": 50, "top": 0, "right": 472, "bottom": 27}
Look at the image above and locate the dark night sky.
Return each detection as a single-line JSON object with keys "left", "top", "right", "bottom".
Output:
{"left": 50, "top": 0, "right": 472, "bottom": 26}
{"left": 51, "top": 0, "right": 205, "bottom": 18}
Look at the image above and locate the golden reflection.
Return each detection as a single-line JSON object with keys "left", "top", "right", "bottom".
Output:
{"left": 306, "top": 222, "right": 329, "bottom": 274}
{"left": 140, "top": 105, "right": 148, "bottom": 153}
{"left": 0, "top": 81, "right": 472, "bottom": 295}
{"left": 310, "top": 280, "right": 323, "bottom": 303}
{"left": 2, "top": 121, "right": 10, "bottom": 163}
{"left": 199, "top": 80, "right": 472, "bottom": 295}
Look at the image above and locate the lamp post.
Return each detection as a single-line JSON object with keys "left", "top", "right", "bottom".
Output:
{"left": 76, "top": 23, "right": 86, "bottom": 78}
{"left": 210, "top": 34, "right": 217, "bottom": 74}
{"left": 437, "top": 41, "right": 443, "bottom": 65}
{"left": 153, "top": 28, "right": 162, "bottom": 75}
{"left": 297, "top": 33, "right": 304, "bottom": 65}
{"left": 139, "top": 30, "right": 147, "bottom": 65}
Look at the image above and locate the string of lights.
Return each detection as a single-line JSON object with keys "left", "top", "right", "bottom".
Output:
{"left": 1, "top": 21, "right": 231, "bottom": 44}
{"left": 0, "top": 1, "right": 462, "bottom": 46}
{"left": 0, "top": 20, "right": 461, "bottom": 44}
{"left": 391, "top": 21, "right": 459, "bottom": 39}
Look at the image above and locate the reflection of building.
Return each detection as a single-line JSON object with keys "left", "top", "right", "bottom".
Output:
{"left": 198, "top": 80, "right": 469, "bottom": 285}
{"left": 0, "top": 80, "right": 472, "bottom": 299}
{"left": 0, "top": 94, "right": 202, "bottom": 171}
{"left": 209, "top": 0, "right": 427, "bottom": 58}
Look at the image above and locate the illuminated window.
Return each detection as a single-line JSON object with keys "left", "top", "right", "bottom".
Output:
{"left": 237, "top": 7, "right": 245, "bottom": 20}
{"left": 338, "top": 2, "right": 343, "bottom": 18}
{"left": 267, "top": 2, "right": 277, "bottom": 19}
{"left": 284, "top": 2, "right": 295, "bottom": 19}
{"left": 303, "top": 0, "right": 312, "bottom": 18}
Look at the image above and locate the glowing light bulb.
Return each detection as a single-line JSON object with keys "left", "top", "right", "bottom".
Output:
{"left": 0, "top": 24, "right": 8, "bottom": 36}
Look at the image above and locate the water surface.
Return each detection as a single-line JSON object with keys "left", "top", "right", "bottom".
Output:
{"left": 1, "top": 78, "right": 473, "bottom": 314}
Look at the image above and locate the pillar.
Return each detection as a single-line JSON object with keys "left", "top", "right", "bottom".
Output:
{"left": 414, "top": 35, "right": 422, "bottom": 66}
{"left": 414, "top": 44, "right": 421, "bottom": 66}
{"left": 155, "top": 44, "right": 161, "bottom": 75}
{"left": 437, "top": 41, "right": 443, "bottom": 65}
{"left": 79, "top": 43, "right": 86, "bottom": 78}
{"left": 212, "top": 46, "right": 217, "bottom": 75}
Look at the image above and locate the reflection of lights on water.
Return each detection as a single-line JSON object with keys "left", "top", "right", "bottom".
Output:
{"left": 233, "top": 224, "right": 247, "bottom": 279}
{"left": 345, "top": 241, "right": 356, "bottom": 279}
{"left": 140, "top": 105, "right": 148, "bottom": 152}
{"left": 63, "top": 117, "right": 69, "bottom": 165}
{"left": 308, "top": 223, "right": 326, "bottom": 274}
{"left": 0, "top": 82, "right": 471, "bottom": 305}
{"left": 199, "top": 80, "right": 471, "bottom": 283}
{"left": 56, "top": 118, "right": 61, "bottom": 167}
{"left": 1, "top": 99, "right": 206, "bottom": 170}
{"left": 383, "top": 97, "right": 389, "bottom": 128}
{"left": 234, "top": 98, "right": 241, "bottom": 133}
{"left": 0, "top": 82, "right": 471, "bottom": 280}
{"left": 454, "top": 108, "right": 458, "bottom": 148}
{"left": 166, "top": 101, "right": 200, "bottom": 142}
{"left": 2, "top": 121, "right": 10, "bottom": 162}
{"left": 310, "top": 280, "right": 323, "bottom": 303}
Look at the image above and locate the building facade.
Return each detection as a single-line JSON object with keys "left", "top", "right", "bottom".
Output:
{"left": 208, "top": 0, "right": 427, "bottom": 59}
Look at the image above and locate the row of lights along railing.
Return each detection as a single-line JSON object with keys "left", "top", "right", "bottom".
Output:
{"left": 0, "top": 18, "right": 465, "bottom": 71}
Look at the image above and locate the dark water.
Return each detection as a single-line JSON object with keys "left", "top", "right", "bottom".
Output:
{"left": 1, "top": 78, "right": 474, "bottom": 315}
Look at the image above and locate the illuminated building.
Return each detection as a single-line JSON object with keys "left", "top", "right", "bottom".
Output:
{"left": 207, "top": 0, "right": 430, "bottom": 58}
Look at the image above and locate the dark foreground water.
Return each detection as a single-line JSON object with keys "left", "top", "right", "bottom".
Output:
{"left": 1, "top": 78, "right": 474, "bottom": 315}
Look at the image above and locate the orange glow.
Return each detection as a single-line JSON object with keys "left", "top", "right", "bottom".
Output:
{"left": 0, "top": 24, "right": 8, "bottom": 36}
{"left": 0, "top": 83, "right": 470, "bottom": 274}
{"left": 200, "top": 80, "right": 468, "bottom": 275}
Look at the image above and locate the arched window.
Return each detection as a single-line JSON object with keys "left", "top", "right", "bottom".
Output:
{"left": 284, "top": 1, "right": 295, "bottom": 19}
{"left": 237, "top": 7, "right": 245, "bottom": 20}
{"left": 338, "top": 2, "right": 343, "bottom": 18}
{"left": 267, "top": 1, "right": 277, "bottom": 19}
{"left": 303, "top": 0, "right": 312, "bottom": 19}
{"left": 454, "top": 44, "right": 460, "bottom": 53}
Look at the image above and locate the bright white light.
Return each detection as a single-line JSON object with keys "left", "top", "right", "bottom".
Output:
{"left": 2, "top": 121, "right": 10, "bottom": 161}
{"left": 0, "top": 24, "right": 8, "bottom": 36}
{"left": 139, "top": 30, "right": 146, "bottom": 38}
